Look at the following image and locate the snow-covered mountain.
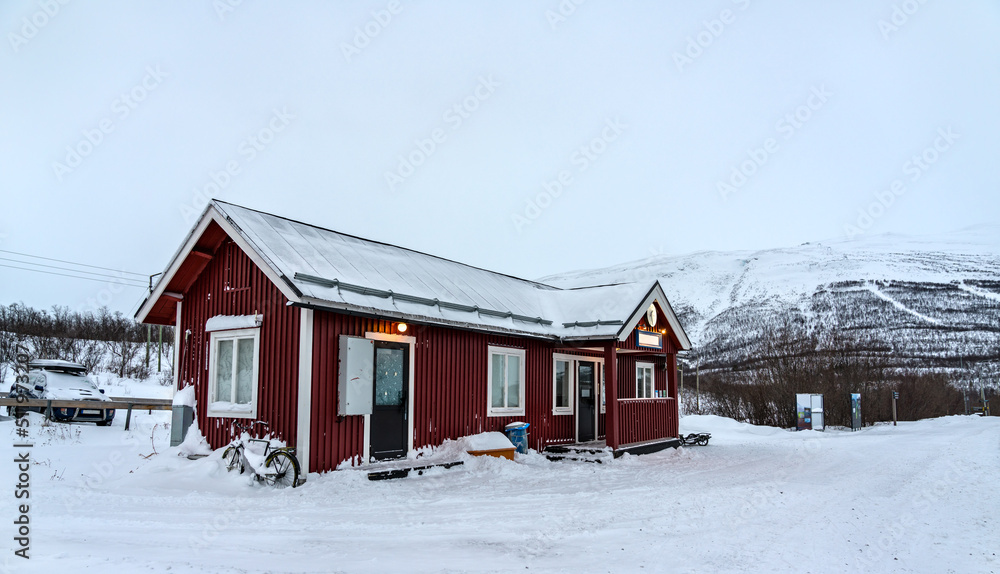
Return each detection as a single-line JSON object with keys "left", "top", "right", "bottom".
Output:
{"left": 541, "top": 225, "right": 1000, "bottom": 386}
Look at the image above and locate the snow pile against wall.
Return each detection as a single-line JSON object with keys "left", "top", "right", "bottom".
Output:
{"left": 173, "top": 384, "right": 211, "bottom": 456}
{"left": 172, "top": 384, "right": 196, "bottom": 407}
{"left": 177, "top": 415, "right": 212, "bottom": 457}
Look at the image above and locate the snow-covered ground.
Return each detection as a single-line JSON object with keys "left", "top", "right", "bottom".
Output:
{"left": 2, "top": 412, "right": 996, "bottom": 573}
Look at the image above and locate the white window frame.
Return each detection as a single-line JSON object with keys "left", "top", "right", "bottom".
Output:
{"left": 636, "top": 362, "right": 655, "bottom": 399}
{"left": 206, "top": 327, "right": 261, "bottom": 418}
{"left": 487, "top": 346, "right": 526, "bottom": 417}
{"left": 552, "top": 353, "right": 576, "bottom": 415}
{"left": 600, "top": 363, "right": 606, "bottom": 413}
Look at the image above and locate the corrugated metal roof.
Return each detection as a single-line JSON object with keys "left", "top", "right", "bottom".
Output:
{"left": 147, "top": 200, "right": 690, "bottom": 346}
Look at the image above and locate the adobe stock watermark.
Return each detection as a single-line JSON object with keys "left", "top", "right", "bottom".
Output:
{"left": 512, "top": 117, "right": 626, "bottom": 233}
{"left": 60, "top": 430, "right": 146, "bottom": 518}
{"left": 341, "top": 1, "right": 403, "bottom": 63}
{"left": 383, "top": 75, "right": 499, "bottom": 192}
{"left": 52, "top": 65, "right": 169, "bottom": 182}
{"left": 545, "top": 0, "right": 586, "bottom": 31}
{"left": 878, "top": 0, "right": 930, "bottom": 41}
{"left": 213, "top": 0, "right": 246, "bottom": 21}
{"left": 11, "top": 346, "right": 33, "bottom": 562}
{"left": 75, "top": 271, "right": 136, "bottom": 315}
{"left": 189, "top": 497, "right": 253, "bottom": 555}
{"left": 12, "top": 425, "right": 32, "bottom": 561}
{"left": 717, "top": 84, "right": 832, "bottom": 201}
{"left": 180, "top": 107, "right": 295, "bottom": 223}
{"left": 844, "top": 126, "right": 958, "bottom": 239}
{"left": 8, "top": 0, "right": 71, "bottom": 53}
{"left": 735, "top": 438, "right": 821, "bottom": 527}
{"left": 855, "top": 458, "right": 963, "bottom": 570}
{"left": 673, "top": 0, "right": 752, "bottom": 73}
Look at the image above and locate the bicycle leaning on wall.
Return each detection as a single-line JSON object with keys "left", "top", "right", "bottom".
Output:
{"left": 222, "top": 420, "right": 301, "bottom": 488}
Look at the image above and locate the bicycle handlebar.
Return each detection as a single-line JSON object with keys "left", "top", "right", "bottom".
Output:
{"left": 230, "top": 420, "right": 269, "bottom": 435}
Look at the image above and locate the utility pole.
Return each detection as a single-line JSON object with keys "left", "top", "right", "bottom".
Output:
{"left": 696, "top": 357, "right": 700, "bottom": 414}
{"left": 678, "top": 366, "right": 684, "bottom": 410}
{"left": 145, "top": 272, "right": 159, "bottom": 373}
{"left": 157, "top": 325, "right": 163, "bottom": 372}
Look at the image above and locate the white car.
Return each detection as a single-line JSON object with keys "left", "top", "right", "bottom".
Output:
{"left": 7, "top": 359, "right": 115, "bottom": 425}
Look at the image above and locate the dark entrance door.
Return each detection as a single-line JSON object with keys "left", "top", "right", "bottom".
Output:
{"left": 578, "top": 361, "right": 596, "bottom": 443}
{"left": 370, "top": 341, "right": 408, "bottom": 461}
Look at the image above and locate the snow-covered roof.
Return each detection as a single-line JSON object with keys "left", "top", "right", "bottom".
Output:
{"left": 28, "top": 359, "right": 88, "bottom": 373}
{"left": 138, "top": 200, "right": 690, "bottom": 348}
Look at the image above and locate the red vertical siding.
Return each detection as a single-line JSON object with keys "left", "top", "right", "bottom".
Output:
{"left": 177, "top": 239, "right": 300, "bottom": 449}
{"left": 174, "top": 236, "right": 681, "bottom": 468}
{"left": 308, "top": 314, "right": 626, "bottom": 471}
{"left": 617, "top": 399, "right": 677, "bottom": 444}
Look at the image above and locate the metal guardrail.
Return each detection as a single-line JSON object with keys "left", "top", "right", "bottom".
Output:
{"left": 0, "top": 397, "right": 173, "bottom": 430}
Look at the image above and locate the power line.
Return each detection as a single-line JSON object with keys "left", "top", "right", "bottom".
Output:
{"left": 0, "top": 256, "right": 143, "bottom": 282}
{"left": 0, "top": 248, "right": 148, "bottom": 277}
{"left": 0, "top": 263, "right": 148, "bottom": 288}
{"left": 128, "top": 291, "right": 149, "bottom": 317}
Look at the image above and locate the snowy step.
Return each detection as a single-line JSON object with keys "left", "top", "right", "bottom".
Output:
{"left": 544, "top": 453, "right": 609, "bottom": 464}
{"left": 543, "top": 444, "right": 614, "bottom": 464}
{"left": 366, "top": 461, "right": 464, "bottom": 481}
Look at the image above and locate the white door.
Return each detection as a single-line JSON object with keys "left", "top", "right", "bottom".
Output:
{"left": 810, "top": 395, "right": 824, "bottom": 431}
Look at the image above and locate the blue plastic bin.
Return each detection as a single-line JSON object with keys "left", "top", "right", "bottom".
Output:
{"left": 503, "top": 422, "right": 530, "bottom": 454}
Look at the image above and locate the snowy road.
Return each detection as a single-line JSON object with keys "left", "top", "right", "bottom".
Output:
{"left": 3, "top": 412, "right": 997, "bottom": 573}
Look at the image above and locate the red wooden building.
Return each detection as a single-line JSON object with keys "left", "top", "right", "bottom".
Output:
{"left": 137, "top": 201, "right": 691, "bottom": 473}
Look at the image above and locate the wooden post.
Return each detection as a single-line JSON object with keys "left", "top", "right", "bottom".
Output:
{"left": 667, "top": 354, "right": 677, "bottom": 399}
{"left": 145, "top": 324, "right": 151, "bottom": 370}
{"left": 696, "top": 358, "right": 700, "bottom": 414}
{"left": 668, "top": 354, "right": 678, "bottom": 439}
{"left": 157, "top": 326, "right": 163, "bottom": 373}
{"left": 604, "top": 342, "right": 619, "bottom": 450}
{"left": 679, "top": 367, "right": 684, "bottom": 406}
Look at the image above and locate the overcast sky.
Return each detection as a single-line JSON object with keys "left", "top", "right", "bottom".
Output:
{"left": 1, "top": 1, "right": 998, "bottom": 316}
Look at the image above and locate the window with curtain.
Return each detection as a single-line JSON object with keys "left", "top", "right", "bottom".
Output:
{"left": 208, "top": 328, "right": 260, "bottom": 418}
{"left": 487, "top": 346, "right": 525, "bottom": 416}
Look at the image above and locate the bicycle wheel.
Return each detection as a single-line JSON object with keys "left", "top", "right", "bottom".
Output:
{"left": 263, "top": 450, "right": 300, "bottom": 489}
{"left": 223, "top": 446, "right": 243, "bottom": 473}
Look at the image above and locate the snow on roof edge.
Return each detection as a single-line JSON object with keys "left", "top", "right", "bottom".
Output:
{"left": 142, "top": 199, "right": 692, "bottom": 345}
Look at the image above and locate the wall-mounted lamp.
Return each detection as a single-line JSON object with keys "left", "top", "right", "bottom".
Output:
{"left": 397, "top": 322, "right": 408, "bottom": 333}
